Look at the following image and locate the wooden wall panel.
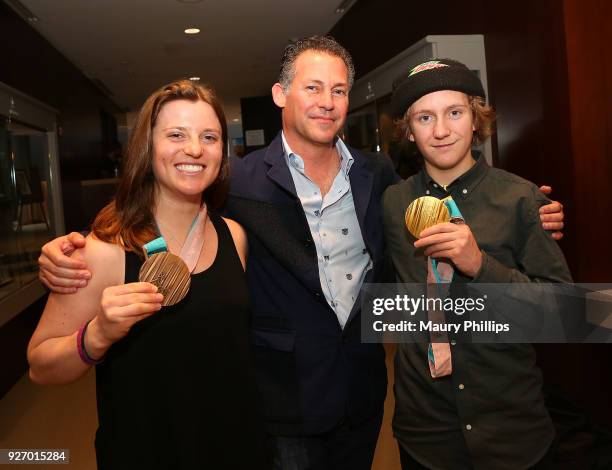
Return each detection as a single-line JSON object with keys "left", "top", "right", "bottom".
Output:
{"left": 563, "top": 0, "right": 612, "bottom": 282}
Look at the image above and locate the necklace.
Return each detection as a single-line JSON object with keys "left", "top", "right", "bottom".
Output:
{"left": 317, "top": 150, "right": 342, "bottom": 196}
{"left": 156, "top": 207, "right": 209, "bottom": 267}
{"left": 157, "top": 219, "right": 191, "bottom": 252}
{"left": 156, "top": 221, "right": 183, "bottom": 249}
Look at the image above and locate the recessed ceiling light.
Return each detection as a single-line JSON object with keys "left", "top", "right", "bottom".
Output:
{"left": 232, "top": 118, "right": 240, "bottom": 122}
{"left": 184, "top": 28, "right": 200, "bottom": 35}
{"left": 189, "top": 77, "right": 201, "bottom": 81}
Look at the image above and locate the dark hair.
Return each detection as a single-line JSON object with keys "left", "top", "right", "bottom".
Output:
{"left": 92, "top": 79, "right": 229, "bottom": 254}
{"left": 278, "top": 35, "right": 355, "bottom": 92}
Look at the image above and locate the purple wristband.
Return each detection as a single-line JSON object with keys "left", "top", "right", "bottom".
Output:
{"left": 77, "top": 320, "right": 105, "bottom": 365}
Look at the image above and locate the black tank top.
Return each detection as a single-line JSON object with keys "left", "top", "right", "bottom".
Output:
{"left": 94, "top": 213, "right": 269, "bottom": 469}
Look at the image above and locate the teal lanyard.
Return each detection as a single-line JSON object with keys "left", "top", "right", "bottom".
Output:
{"left": 430, "top": 197, "right": 465, "bottom": 284}
{"left": 142, "top": 204, "right": 208, "bottom": 272}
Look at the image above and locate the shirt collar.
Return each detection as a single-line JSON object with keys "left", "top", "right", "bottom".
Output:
{"left": 281, "top": 131, "right": 354, "bottom": 178}
{"left": 419, "top": 151, "right": 489, "bottom": 200}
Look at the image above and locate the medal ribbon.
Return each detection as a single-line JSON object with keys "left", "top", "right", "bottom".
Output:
{"left": 427, "top": 196, "right": 464, "bottom": 378}
{"left": 143, "top": 204, "right": 208, "bottom": 273}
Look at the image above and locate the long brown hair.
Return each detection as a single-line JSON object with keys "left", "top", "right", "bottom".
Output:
{"left": 92, "top": 80, "right": 229, "bottom": 254}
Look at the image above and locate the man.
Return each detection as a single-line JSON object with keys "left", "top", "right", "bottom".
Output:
{"left": 223, "top": 36, "right": 396, "bottom": 469}
{"left": 382, "top": 59, "right": 572, "bottom": 469}
{"left": 38, "top": 39, "right": 565, "bottom": 469}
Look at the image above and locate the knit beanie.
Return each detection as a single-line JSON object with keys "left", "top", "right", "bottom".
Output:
{"left": 390, "top": 59, "right": 485, "bottom": 118}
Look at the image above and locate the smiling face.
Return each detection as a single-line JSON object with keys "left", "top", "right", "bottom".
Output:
{"left": 408, "top": 90, "right": 476, "bottom": 182}
{"left": 151, "top": 99, "right": 223, "bottom": 202}
{"left": 272, "top": 50, "right": 349, "bottom": 152}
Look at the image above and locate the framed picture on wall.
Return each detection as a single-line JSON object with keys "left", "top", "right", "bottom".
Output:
{"left": 15, "top": 170, "right": 31, "bottom": 196}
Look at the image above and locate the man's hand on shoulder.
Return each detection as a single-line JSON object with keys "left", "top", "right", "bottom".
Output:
{"left": 538, "top": 185, "right": 564, "bottom": 240}
{"left": 39, "top": 232, "right": 91, "bottom": 293}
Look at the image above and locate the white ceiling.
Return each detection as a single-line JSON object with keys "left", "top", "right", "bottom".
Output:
{"left": 18, "top": 0, "right": 351, "bottom": 121}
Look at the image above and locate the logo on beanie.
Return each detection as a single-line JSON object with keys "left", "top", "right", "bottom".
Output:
{"left": 409, "top": 61, "right": 449, "bottom": 77}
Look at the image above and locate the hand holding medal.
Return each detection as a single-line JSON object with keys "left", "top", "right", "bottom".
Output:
{"left": 139, "top": 204, "right": 208, "bottom": 306}
{"left": 408, "top": 196, "right": 483, "bottom": 277}
{"left": 405, "top": 196, "right": 451, "bottom": 238}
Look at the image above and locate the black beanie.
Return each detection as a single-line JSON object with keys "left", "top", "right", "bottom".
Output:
{"left": 390, "top": 59, "right": 485, "bottom": 119}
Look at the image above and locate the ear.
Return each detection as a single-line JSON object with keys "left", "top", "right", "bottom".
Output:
{"left": 271, "top": 83, "right": 286, "bottom": 109}
{"left": 407, "top": 128, "right": 415, "bottom": 142}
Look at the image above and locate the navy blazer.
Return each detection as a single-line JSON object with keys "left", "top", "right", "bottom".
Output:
{"left": 225, "top": 133, "right": 398, "bottom": 436}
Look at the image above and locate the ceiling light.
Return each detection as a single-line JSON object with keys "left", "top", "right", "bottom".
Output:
{"left": 184, "top": 28, "right": 200, "bottom": 35}
{"left": 189, "top": 77, "right": 201, "bottom": 81}
{"left": 232, "top": 118, "right": 240, "bottom": 122}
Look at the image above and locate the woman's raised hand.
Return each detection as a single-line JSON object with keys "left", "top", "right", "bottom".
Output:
{"left": 89, "top": 282, "right": 164, "bottom": 349}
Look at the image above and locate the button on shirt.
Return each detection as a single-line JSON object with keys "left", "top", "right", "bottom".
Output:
{"left": 282, "top": 133, "right": 372, "bottom": 328}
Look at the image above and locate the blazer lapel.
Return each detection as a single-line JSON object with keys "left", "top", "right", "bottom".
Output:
{"left": 264, "top": 133, "right": 298, "bottom": 197}
{"left": 261, "top": 133, "right": 323, "bottom": 297}
{"left": 349, "top": 150, "right": 374, "bottom": 247}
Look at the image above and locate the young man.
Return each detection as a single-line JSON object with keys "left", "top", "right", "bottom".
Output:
{"left": 382, "top": 59, "right": 572, "bottom": 470}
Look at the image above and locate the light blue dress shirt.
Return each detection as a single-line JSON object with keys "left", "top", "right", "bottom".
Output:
{"left": 282, "top": 133, "right": 372, "bottom": 329}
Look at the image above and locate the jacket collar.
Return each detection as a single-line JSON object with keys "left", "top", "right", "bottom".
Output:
{"left": 263, "top": 132, "right": 298, "bottom": 196}
{"left": 263, "top": 132, "right": 374, "bottom": 207}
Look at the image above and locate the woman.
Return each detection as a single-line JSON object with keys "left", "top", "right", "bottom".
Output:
{"left": 27, "top": 80, "right": 269, "bottom": 469}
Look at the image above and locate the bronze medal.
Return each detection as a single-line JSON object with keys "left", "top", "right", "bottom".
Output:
{"left": 405, "top": 196, "right": 451, "bottom": 238}
{"left": 138, "top": 252, "right": 191, "bottom": 306}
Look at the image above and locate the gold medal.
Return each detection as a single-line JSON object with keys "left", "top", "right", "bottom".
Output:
{"left": 138, "top": 252, "right": 191, "bottom": 306}
{"left": 405, "top": 196, "right": 451, "bottom": 238}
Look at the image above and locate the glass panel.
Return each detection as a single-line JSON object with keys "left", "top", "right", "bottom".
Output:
{"left": 344, "top": 96, "right": 422, "bottom": 179}
{"left": 0, "top": 117, "right": 54, "bottom": 301}
{"left": 377, "top": 95, "right": 422, "bottom": 179}
{"left": 343, "top": 102, "right": 380, "bottom": 153}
